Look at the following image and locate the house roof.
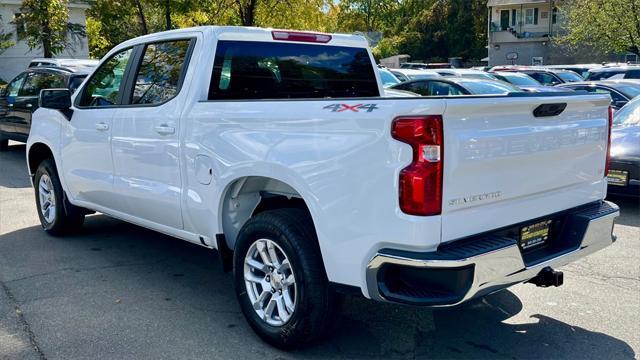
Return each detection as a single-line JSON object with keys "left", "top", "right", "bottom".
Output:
{"left": 487, "top": 0, "right": 549, "bottom": 6}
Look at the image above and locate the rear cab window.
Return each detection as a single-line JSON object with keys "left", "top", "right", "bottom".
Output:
{"left": 208, "top": 40, "right": 379, "bottom": 100}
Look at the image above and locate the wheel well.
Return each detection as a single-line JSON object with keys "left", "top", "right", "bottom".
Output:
{"left": 28, "top": 143, "right": 54, "bottom": 177}
{"left": 220, "top": 176, "right": 313, "bottom": 250}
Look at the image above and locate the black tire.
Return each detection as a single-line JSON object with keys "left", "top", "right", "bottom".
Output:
{"left": 0, "top": 137, "right": 8, "bottom": 151}
{"left": 233, "top": 208, "right": 338, "bottom": 349}
{"left": 34, "top": 159, "right": 85, "bottom": 235}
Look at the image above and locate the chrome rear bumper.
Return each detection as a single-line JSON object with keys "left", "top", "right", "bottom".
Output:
{"left": 366, "top": 201, "right": 619, "bottom": 306}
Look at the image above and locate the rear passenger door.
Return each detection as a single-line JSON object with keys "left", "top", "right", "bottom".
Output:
{"left": 111, "top": 38, "right": 194, "bottom": 229}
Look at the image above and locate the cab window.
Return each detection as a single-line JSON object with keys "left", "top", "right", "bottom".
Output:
{"left": 3, "top": 73, "right": 27, "bottom": 97}
{"left": 19, "top": 73, "right": 65, "bottom": 97}
{"left": 79, "top": 48, "right": 133, "bottom": 107}
{"left": 130, "top": 39, "right": 191, "bottom": 105}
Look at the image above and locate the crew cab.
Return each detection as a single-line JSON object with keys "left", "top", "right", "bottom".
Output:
{"left": 27, "top": 26, "right": 619, "bottom": 349}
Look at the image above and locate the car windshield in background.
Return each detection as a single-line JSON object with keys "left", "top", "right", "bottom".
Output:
{"left": 613, "top": 97, "right": 640, "bottom": 126}
{"left": 499, "top": 73, "right": 540, "bottom": 86}
{"left": 556, "top": 72, "right": 583, "bottom": 82}
{"left": 209, "top": 41, "right": 379, "bottom": 99}
{"left": 587, "top": 70, "right": 625, "bottom": 80}
{"left": 460, "top": 72, "right": 498, "bottom": 80}
{"left": 614, "top": 83, "right": 640, "bottom": 98}
{"left": 379, "top": 69, "right": 400, "bottom": 87}
{"left": 456, "top": 79, "right": 521, "bottom": 94}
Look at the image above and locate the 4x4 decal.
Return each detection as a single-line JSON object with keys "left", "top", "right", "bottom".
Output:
{"left": 323, "top": 103, "right": 379, "bottom": 112}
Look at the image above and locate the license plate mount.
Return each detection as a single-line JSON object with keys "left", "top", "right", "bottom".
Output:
{"left": 607, "top": 170, "right": 629, "bottom": 186}
{"left": 519, "top": 220, "right": 552, "bottom": 251}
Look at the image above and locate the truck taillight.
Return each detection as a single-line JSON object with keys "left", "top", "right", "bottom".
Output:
{"left": 605, "top": 105, "right": 613, "bottom": 175}
{"left": 391, "top": 115, "right": 443, "bottom": 216}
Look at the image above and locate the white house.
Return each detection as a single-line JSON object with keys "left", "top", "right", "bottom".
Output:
{"left": 0, "top": 0, "right": 90, "bottom": 82}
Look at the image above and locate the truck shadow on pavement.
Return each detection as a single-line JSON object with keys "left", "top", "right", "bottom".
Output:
{"left": 0, "top": 215, "right": 635, "bottom": 359}
{"left": 0, "top": 143, "right": 31, "bottom": 189}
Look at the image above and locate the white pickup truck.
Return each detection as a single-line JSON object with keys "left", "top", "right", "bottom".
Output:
{"left": 27, "top": 26, "right": 619, "bottom": 348}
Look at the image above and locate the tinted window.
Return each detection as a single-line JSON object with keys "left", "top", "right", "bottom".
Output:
{"left": 593, "top": 87, "right": 626, "bottom": 103}
{"left": 209, "top": 41, "right": 379, "bottom": 100}
{"left": 80, "top": 48, "right": 132, "bottom": 107}
{"left": 556, "top": 71, "right": 582, "bottom": 82}
{"left": 586, "top": 70, "right": 624, "bottom": 80}
{"left": 527, "top": 72, "right": 558, "bottom": 85}
{"left": 131, "top": 40, "right": 191, "bottom": 105}
{"left": 624, "top": 69, "right": 640, "bottom": 79}
{"left": 391, "top": 71, "right": 408, "bottom": 82}
{"left": 19, "top": 73, "right": 65, "bottom": 97}
{"left": 4, "top": 73, "right": 27, "bottom": 97}
{"left": 428, "top": 81, "right": 465, "bottom": 96}
{"left": 68, "top": 75, "right": 87, "bottom": 93}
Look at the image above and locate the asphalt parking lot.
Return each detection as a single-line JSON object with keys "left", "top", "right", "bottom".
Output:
{"left": 0, "top": 141, "right": 638, "bottom": 360}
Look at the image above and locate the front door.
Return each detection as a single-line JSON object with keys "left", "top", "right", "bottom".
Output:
{"left": 111, "top": 39, "right": 193, "bottom": 229}
{"left": 61, "top": 47, "right": 134, "bottom": 210}
{"left": 0, "top": 73, "right": 26, "bottom": 136}
{"left": 14, "top": 72, "right": 66, "bottom": 137}
{"left": 500, "top": 10, "right": 510, "bottom": 30}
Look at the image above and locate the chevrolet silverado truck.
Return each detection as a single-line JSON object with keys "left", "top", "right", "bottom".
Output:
{"left": 27, "top": 26, "right": 619, "bottom": 348}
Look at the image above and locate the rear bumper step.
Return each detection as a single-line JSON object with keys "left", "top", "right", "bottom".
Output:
{"left": 366, "top": 200, "right": 619, "bottom": 306}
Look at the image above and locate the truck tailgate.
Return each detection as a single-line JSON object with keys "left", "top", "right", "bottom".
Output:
{"left": 440, "top": 94, "right": 611, "bottom": 242}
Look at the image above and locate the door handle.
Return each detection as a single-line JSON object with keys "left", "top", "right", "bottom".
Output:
{"left": 7, "top": 103, "right": 13, "bottom": 107}
{"left": 95, "top": 122, "right": 109, "bottom": 131}
{"left": 154, "top": 124, "right": 175, "bottom": 135}
{"left": 25, "top": 103, "right": 33, "bottom": 108}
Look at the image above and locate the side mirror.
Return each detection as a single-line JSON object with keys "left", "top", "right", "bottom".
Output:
{"left": 39, "top": 88, "right": 71, "bottom": 110}
{"left": 39, "top": 88, "right": 73, "bottom": 120}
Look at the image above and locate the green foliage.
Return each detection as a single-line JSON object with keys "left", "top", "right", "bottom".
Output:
{"left": 20, "top": 0, "right": 71, "bottom": 58}
{"left": 85, "top": 0, "right": 488, "bottom": 62}
{"left": 0, "top": 15, "right": 15, "bottom": 55}
{"left": 558, "top": 0, "right": 640, "bottom": 55}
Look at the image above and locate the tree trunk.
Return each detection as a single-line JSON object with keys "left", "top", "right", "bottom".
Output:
{"left": 41, "top": 4, "right": 52, "bottom": 58}
{"left": 236, "top": 0, "right": 257, "bottom": 26}
{"left": 134, "top": 0, "right": 149, "bottom": 34}
{"left": 165, "top": 0, "right": 172, "bottom": 30}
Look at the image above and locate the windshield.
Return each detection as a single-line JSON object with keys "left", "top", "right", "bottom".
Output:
{"left": 613, "top": 97, "right": 640, "bottom": 126}
{"left": 408, "top": 73, "right": 440, "bottom": 80}
{"left": 499, "top": 73, "right": 540, "bottom": 86}
{"left": 613, "top": 83, "right": 640, "bottom": 98}
{"left": 557, "top": 71, "right": 582, "bottom": 82}
{"left": 456, "top": 80, "right": 522, "bottom": 94}
{"left": 378, "top": 69, "right": 400, "bottom": 87}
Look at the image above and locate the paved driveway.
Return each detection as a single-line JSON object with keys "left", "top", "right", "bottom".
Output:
{"left": 1, "top": 142, "right": 638, "bottom": 359}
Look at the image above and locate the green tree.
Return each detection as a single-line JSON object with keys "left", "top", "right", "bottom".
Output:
{"left": 0, "top": 15, "right": 15, "bottom": 55}
{"left": 20, "top": 0, "right": 75, "bottom": 58}
{"left": 559, "top": 0, "right": 640, "bottom": 55}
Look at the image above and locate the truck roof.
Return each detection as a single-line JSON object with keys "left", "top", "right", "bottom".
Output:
{"left": 117, "top": 26, "right": 370, "bottom": 50}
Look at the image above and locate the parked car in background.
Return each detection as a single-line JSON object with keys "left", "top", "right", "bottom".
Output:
{"left": 491, "top": 71, "right": 567, "bottom": 93}
{"left": 0, "top": 66, "right": 91, "bottom": 150}
{"left": 390, "top": 77, "right": 522, "bottom": 96}
{"left": 607, "top": 97, "right": 640, "bottom": 197}
{"left": 555, "top": 80, "right": 640, "bottom": 109}
{"left": 389, "top": 68, "right": 442, "bottom": 82}
{"left": 434, "top": 68, "right": 499, "bottom": 80}
{"left": 378, "top": 67, "right": 401, "bottom": 88}
{"left": 586, "top": 66, "right": 640, "bottom": 81}
{"left": 545, "top": 64, "right": 602, "bottom": 79}
{"left": 28, "top": 58, "right": 99, "bottom": 69}
{"left": 509, "top": 68, "right": 583, "bottom": 86}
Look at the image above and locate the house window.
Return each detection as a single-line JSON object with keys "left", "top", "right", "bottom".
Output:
{"left": 532, "top": 57, "right": 544, "bottom": 66}
{"left": 511, "top": 9, "right": 517, "bottom": 26}
{"left": 525, "top": 8, "right": 539, "bottom": 25}
{"left": 13, "top": 13, "right": 26, "bottom": 39}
